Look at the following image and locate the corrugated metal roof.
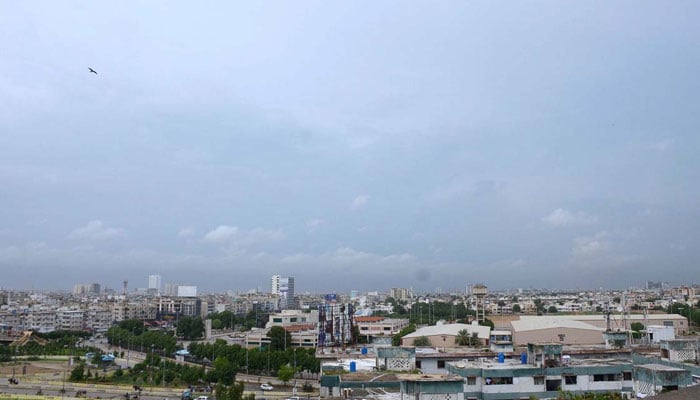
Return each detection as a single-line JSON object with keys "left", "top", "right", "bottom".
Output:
{"left": 403, "top": 323, "right": 490, "bottom": 339}
{"left": 511, "top": 318, "right": 605, "bottom": 332}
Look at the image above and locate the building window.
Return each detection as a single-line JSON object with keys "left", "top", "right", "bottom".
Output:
{"left": 383, "top": 327, "right": 391, "bottom": 331}
{"left": 623, "top": 372, "right": 632, "bottom": 381}
{"left": 437, "top": 360, "right": 446, "bottom": 368}
{"left": 415, "top": 360, "right": 421, "bottom": 368}
{"left": 467, "top": 377, "right": 476, "bottom": 385}
{"left": 533, "top": 376, "right": 544, "bottom": 385}
{"left": 290, "top": 318, "right": 297, "bottom": 322}
{"left": 485, "top": 377, "right": 512, "bottom": 385}
{"left": 593, "top": 374, "right": 619, "bottom": 382}
{"left": 273, "top": 318, "right": 282, "bottom": 323}
{"left": 663, "top": 321, "right": 674, "bottom": 327}
{"left": 564, "top": 375, "right": 577, "bottom": 385}
{"left": 546, "top": 379, "right": 562, "bottom": 391}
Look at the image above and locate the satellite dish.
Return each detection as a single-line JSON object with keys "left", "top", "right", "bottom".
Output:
{"left": 616, "top": 306, "right": 623, "bottom": 312}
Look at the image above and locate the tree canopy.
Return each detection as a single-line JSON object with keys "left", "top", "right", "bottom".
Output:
{"left": 177, "top": 316, "right": 205, "bottom": 340}
{"left": 267, "top": 326, "right": 292, "bottom": 351}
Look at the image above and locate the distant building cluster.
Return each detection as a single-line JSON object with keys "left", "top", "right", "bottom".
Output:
{"left": 72, "top": 283, "right": 101, "bottom": 295}
{"left": 0, "top": 276, "right": 698, "bottom": 398}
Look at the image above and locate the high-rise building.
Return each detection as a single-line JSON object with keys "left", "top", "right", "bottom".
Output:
{"left": 73, "top": 283, "right": 101, "bottom": 295}
{"left": 148, "top": 275, "right": 162, "bottom": 292}
{"left": 390, "top": 287, "right": 410, "bottom": 301}
{"left": 271, "top": 275, "right": 281, "bottom": 295}
{"left": 271, "top": 275, "right": 296, "bottom": 309}
{"left": 164, "top": 283, "right": 179, "bottom": 296}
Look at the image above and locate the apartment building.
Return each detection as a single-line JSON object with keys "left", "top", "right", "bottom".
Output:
{"left": 356, "top": 316, "right": 410, "bottom": 338}
{"left": 265, "top": 309, "right": 319, "bottom": 328}
{"left": 57, "top": 308, "right": 84, "bottom": 331}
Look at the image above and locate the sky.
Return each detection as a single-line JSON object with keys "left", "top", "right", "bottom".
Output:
{"left": 1, "top": 1, "right": 699, "bottom": 293}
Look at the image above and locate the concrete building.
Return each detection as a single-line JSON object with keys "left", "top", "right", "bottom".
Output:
{"left": 633, "top": 364, "right": 692, "bottom": 397}
{"left": 265, "top": 309, "right": 319, "bottom": 328}
{"left": 575, "top": 314, "right": 689, "bottom": 335}
{"left": 355, "top": 316, "right": 410, "bottom": 339}
{"left": 271, "top": 275, "right": 296, "bottom": 309}
{"left": 390, "top": 288, "right": 410, "bottom": 301}
{"left": 25, "top": 309, "right": 56, "bottom": 333}
{"left": 85, "top": 307, "right": 113, "bottom": 333}
{"left": 177, "top": 285, "right": 197, "bottom": 297}
{"left": 57, "top": 308, "right": 84, "bottom": 331}
{"left": 156, "top": 296, "right": 201, "bottom": 318}
{"left": 164, "top": 283, "right": 178, "bottom": 296}
{"left": 399, "top": 374, "right": 464, "bottom": 400}
{"left": 72, "top": 283, "right": 100, "bottom": 295}
{"left": 148, "top": 275, "right": 162, "bottom": 293}
{"left": 489, "top": 330, "right": 514, "bottom": 353}
{"left": 446, "top": 343, "right": 635, "bottom": 400}
{"left": 402, "top": 322, "right": 490, "bottom": 348}
{"left": 510, "top": 318, "right": 605, "bottom": 346}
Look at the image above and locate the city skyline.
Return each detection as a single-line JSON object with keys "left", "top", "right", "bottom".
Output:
{"left": 1, "top": 2, "right": 699, "bottom": 292}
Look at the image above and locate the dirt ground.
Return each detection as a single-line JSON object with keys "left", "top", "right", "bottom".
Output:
{"left": 1, "top": 360, "right": 70, "bottom": 381}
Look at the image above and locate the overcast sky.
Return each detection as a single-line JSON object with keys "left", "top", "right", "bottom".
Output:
{"left": 1, "top": 1, "right": 699, "bottom": 293}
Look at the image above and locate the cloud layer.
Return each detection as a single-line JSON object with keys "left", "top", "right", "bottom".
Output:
{"left": 0, "top": 2, "right": 699, "bottom": 291}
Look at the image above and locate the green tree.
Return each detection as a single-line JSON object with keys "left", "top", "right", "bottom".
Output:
{"left": 69, "top": 363, "right": 85, "bottom": 381}
{"left": 211, "top": 356, "right": 236, "bottom": 385}
{"left": 512, "top": 304, "right": 521, "bottom": 313}
{"left": 413, "top": 336, "right": 431, "bottom": 346}
{"left": 631, "top": 322, "right": 645, "bottom": 339}
{"left": 392, "top": 324, "right": 416, "bottom": 346}
{"left": 277, "top": 364, "right": 295, "bottom": 385}
{"left": 267, "top": 326, "right": 292, "bottom": 351}
{"left": 470, "top": 332, "right": 480, "bottom": 347}
{"left": 479, "top": 318, "right": 495, "bottom": 330}
{"left": 534, "top": 298, "right": 546, "bottom": 314}
{"left": 548, "top": 306, "right": 559, "bottom": 313}
{"left": 456, "top": 329, "right": 470, "bottom": 346}
{"left": 118, "top": 319, "right": 146, "bottom": 335}
{"left": 177, "top": 316, "right": 205, "bottom": 340}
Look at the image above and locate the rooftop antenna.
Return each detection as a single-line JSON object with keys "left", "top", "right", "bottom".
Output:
{"left": 123, "top": 280, "right": 128, "bottom": 296}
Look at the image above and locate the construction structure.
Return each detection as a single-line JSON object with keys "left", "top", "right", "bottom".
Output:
{"left": 318, "top": 297, "right": 355, "bottom": 348}
{"left": 471, "top": 284, "right": 488, "bottom": 323}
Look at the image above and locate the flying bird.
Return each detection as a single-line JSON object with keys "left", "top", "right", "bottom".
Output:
{"left": 88, "top": 67, "right": 98, "bottom": 74}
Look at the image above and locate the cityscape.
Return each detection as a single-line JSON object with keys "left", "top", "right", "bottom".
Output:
{"left": 3, "top": 1, "right": 700, "bottom": 400}
{"left": 0, "top": 275, "right": 698, "bottom": 399}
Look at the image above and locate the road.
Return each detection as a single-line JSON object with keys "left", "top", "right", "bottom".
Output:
{"left": 0, "top": 338, "right": 318, "bottom": 400}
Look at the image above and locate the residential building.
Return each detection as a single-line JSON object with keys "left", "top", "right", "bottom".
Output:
{"left": 148, "top": 275, "right": 162, "bottom": 293}
{"left": 445, "top": 343, "right": 635, "bottom": 400}
{"left": 355, "top": 316, "right": 410, "bottom": 339}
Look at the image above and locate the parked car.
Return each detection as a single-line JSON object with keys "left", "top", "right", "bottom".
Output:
{"left": 260, "top": 384, "right": 274, "bottom": 391}
{"left": 196, "top": 396, "right": 209, "bottom": 400}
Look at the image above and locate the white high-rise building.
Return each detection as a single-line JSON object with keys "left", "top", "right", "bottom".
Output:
{"left": 148, "top": 275, "right": 162, "bottom": 292}
{"left": 271, "top": 275, "right": 281, "bottom": 295}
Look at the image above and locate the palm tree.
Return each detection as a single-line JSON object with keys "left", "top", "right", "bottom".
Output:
{"left": 456, "top": 329, "right": 470, "bottom": 346}
{"left": 469, "top": 332, "right": 480, "bottom": 347}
